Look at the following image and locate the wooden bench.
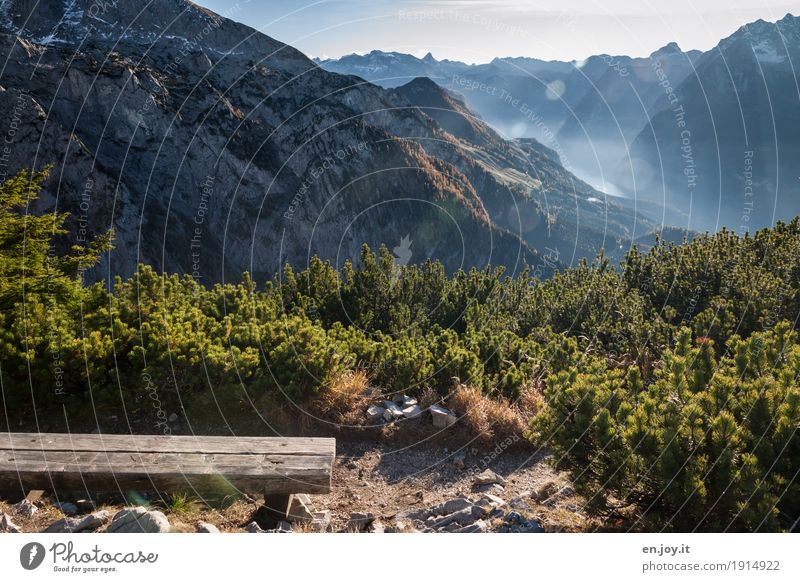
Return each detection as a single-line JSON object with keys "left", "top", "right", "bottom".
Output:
{"left": 0, "top": 433, "right": 335, "bottom": 514}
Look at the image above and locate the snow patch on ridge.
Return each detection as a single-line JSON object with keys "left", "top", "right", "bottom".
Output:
{"left": 751, "top": 39, "right": 787, "bottom": 63}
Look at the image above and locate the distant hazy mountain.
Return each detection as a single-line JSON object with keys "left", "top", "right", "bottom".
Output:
{"left": 556, "top": 44, "right": 702, "bottom": 199}
{"left": 625, "top": 14, "right": 800, "bottom": 232}
{"left": 0, "top": 0, "right": 652, "bottom": 283}
{"left": 390, "top": 77, "right": 654, "bottom": 262}
{"left": 319, "top": 52, "right": 586, "bottom": 142}
{"left": 318, "top": 44, "right": 701, "bottom": 203}
{"left": 320, "top": 17, "right": 800, "bottom": 233}
{"left": 315, "top": 50, "right": 470, "bottom": 88}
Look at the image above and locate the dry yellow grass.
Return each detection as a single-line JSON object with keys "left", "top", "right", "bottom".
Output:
{"left": 310, "top": 369, "right": 371, "bottom": 425}
{"left": 449, "top": 382, "right": 544, "bottom": 443}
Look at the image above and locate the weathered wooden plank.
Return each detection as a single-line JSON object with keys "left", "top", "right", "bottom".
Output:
{"left": 0, "top": 468, "right": 330, "bottom": 495}
{"left": 0, "top": 451, "right": 333, "bottom": 472}
{"left": 0, "top": 433, "right": 335, "bottom": 456}
{"left": 0, "top": 432, "right": 335, "bottom": 497}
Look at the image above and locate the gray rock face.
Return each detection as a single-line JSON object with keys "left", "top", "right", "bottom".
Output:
{"left": 107, "top": 507, "right": 170, "bottom": 533}
{"left": 0, "top": 0, "right": 647, "bottom": 285}
{"left": 196, "top": 522, "right": 220, "bottom": 533}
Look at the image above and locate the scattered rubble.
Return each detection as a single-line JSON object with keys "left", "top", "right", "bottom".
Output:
{"left": 363, "top": 397, "right": 457, "bottom": 428}
{"left": 394, "top": 491, "right": 544, "bottom": 533}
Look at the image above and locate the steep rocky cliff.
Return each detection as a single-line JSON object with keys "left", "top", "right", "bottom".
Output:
{"left": 0, "top": 0, "right": 648, "bottom": 282}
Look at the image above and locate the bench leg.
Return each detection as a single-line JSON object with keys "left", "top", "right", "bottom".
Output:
{"left": 254, "top": 494, "right": 293, "bottom": 529}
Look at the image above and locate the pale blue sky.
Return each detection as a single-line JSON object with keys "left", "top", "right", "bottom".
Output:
{"left": 196, "top": 0, "right": 797, "bottom": 63}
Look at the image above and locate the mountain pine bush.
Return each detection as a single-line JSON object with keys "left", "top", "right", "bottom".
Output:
{"left": 1, "top": 170, "right": 799, "bottom": 530}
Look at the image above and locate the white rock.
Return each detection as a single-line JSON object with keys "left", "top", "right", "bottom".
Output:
{"left": 12, "top": 499, "right": 38, "bottom": 518}
{"left": 288, "top": 494, "right": 315, "bottom": 524}
{"left": 78, "top": 511, "right": 110, "bottom": 531}
{"left": 430, "top": 505, "right": 485, "bottom": 529}
{"left": 473, "top": 469, "right": 506, "bottom": 486}
{"left": 310, "top": 510, "right": 331, "bottom": 532}
{"left": 43, "top": 511, "right": 109, "bottom": 534}
{"left": 107, "top": 507, "right": 170, "bottom": 533}
{"left": 366, "top": 404, "right": 385, "bottom": 422}
{"left": 430, "top": 404, "right": 457, "bottom": 428}
{"left": 474, "top": 483, "right": 505, "bottom": 495}
{"left": 402, "top": 404, "right": 423, "bottom": 419}
{"left": 509, "top": 497, "right": 532, "bottom": 511}
{"left": 400, "top": 395, "right": 418, "bottom": 407}
{"left": 245, "top": 521, "right": 265, "bottom": 533}
{"left": 479, "top": 493, "right": 507, "bottom": 510}
{"left": 196, "top": 522, "right": 220, "bottom": 533}
{"left": 383, "top": 400, "right": 403, "bottom": 412}
{"left": 456, "top": 519, "right": 488, "bottom": 533}
{"left": 0, "top": 512, "right": 21, "bottom": 533}
{"left": 442, "top": 497, "right": 474, "bottom": 515}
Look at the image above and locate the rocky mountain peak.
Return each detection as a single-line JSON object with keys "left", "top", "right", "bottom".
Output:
{"left": 0, "top": 0, "right": 309, "bottom": 71}
{"left": 649, "top": 41, "right": 683, "bottom": 58}
{"left": 719, "top": 12, "right": 800, "bottom": 55}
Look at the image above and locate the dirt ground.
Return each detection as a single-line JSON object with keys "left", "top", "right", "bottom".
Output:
{"left": 0, "top": 436, "right": 599, "bottom": 533}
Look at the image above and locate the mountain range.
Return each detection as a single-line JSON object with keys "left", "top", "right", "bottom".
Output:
{"left": 0, "top": 0, "right": 652, "bottom": 283}
{"left": 320, "top": 14, "right": 800, "bottom": 233}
